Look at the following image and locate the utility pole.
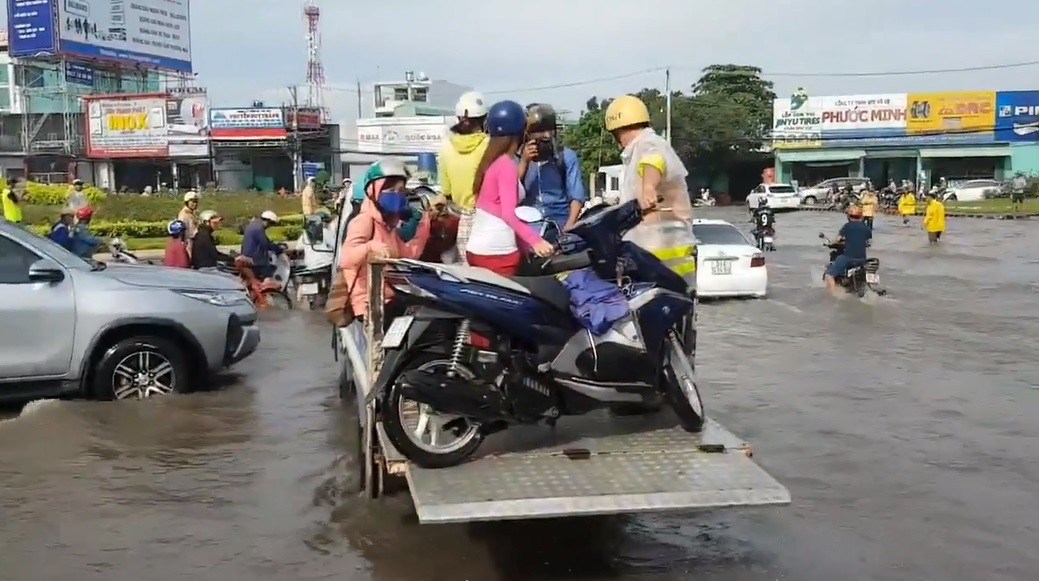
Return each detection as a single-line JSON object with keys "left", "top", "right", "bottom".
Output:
{"left": 665, "top": 67, "right": 672, "bottom": 144}
{"left": 356, "top": 78, "right": 362, "bottom": 117}
{"left": 289, "top": 84, "right": 301, "bottom": 191}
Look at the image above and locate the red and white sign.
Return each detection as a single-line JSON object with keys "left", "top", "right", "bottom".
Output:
{"left": 286, "top": 108, "right": 323, "bottom": 130}
{"left": 820, "top": 94, "right": 908, "bottom": 131}
{"left": 83, "top": 93, "right": 169, "bottom": 158}
{"left": 209, "top": 108, "right": 287, "bottom": 139}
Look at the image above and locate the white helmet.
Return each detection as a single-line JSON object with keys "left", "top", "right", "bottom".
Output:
{"left": 260, "top": 210, "right": 280, "bottom": 223}
{"left": 455, "top": 91, "right": 487, "bottom": 118}
{"left": 183, "top": 190, "right": 199, "bottom": 202}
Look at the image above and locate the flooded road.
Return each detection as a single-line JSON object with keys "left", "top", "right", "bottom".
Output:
{"left": 2, "top": 208, "right": 1037, "bottom": 581}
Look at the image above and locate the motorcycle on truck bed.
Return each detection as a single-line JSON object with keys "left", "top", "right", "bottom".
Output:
{"left": 331, "top": 201, "right": 790, "bottom": 524}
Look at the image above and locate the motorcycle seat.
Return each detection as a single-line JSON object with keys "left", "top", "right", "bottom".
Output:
{"left": 510, "top": 275, "right": 572, "bottom": 313}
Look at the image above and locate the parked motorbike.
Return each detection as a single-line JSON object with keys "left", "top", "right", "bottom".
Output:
{"left": 108, "top": 238, "right": 156, "bottom": 265}
{"left": 818, "top": 233, "right": 886, "bottom": 297}
{"left": 370, "top": 200, "right": 703, "bottom": 468}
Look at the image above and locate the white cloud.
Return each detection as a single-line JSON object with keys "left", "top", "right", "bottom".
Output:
{"left": 4, "top": 0, "right": 1038, "bottom": 128}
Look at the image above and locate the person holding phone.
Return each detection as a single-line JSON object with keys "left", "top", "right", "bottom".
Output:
{"left": 517, "top": 103, "right": 586, "bottom": 238}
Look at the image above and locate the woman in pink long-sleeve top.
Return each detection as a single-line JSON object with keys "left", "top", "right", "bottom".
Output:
{"left": 466, "top": 100, "right": 554, "bottom": 276}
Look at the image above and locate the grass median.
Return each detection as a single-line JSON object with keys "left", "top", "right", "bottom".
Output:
{"left": 943, "top": 198, "right": 1039, "bottom": 214}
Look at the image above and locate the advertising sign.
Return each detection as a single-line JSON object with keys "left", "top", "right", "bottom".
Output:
{"left": 995, "top": 91, "right": 1039, "bottom": 142}
{"left": 65, "top": 62, "right": 95, "bottom": 86}
{"left": 905, "top": 91, "right": 996, "bottom": 144}
{"left": 209, "top": 107, "right": 286, "bottom": 139}
{"left": 286, "top": 108, "right": 323, "bottom": 131}
{"left": 84, "top": 94, "right": 168, "bottom": 158}
{"left": 8, "top": 0, "right": 192, "bottom": 72}
{"left": 8, "top": 0, "right": 58, "bottom": 55}
{"left": 771, "top": 96, "right": 823, "bottom": 149}
{"left": 815, "top": 94, "right": 908, "bottom": 147}
{"left": 166, "top": 90, "right": 208, "bottom": 157}
{"left": 356, "top": 117, "right": 451, "bottom": 153}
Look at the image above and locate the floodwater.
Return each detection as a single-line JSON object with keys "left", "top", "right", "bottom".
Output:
{"left": 1, "top": 208, "right": 1037, "bottom": 581}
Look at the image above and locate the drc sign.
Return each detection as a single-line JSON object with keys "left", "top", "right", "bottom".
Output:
{"left": 995, "top": 91, "right": 1039, "bottom": 142}
{"left": 84, "top": 94, "right": 169, "bottom": 158}
{"left": 905, "top": 91, "right": 996, "bottom": 144}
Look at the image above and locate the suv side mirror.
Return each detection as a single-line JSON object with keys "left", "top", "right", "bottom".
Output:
{"left": 28, "top": 259, "right": 65, "bottom": 283}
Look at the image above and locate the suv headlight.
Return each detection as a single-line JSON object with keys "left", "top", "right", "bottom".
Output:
{"left": 174, "top": 289, "right": 249, "bottom": 307}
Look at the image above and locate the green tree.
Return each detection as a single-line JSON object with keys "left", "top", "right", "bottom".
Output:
{"left": 559, "top": 97, "right": 620, "bottom": 180}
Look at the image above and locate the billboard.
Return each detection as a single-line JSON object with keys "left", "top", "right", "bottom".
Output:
{"left": 771, "top": 95, "right": 823, "bottom": 149}
{"left": 166, "top": 90, "right": 208, "bottom": 157}
{"left": 905, "top": 91, "right": 996, "bottom": 144}
{"left": 356, "top": 117, "right": 451, "bottom": 154}
{"left": 995, "top": 91, "right": 1039, "bottom": 142}
{"left": 8, "top": 0, "right": 192, "bottom": 72}
{"left": 209, "top": 108, "right": 286, "bottom": 139}
{"left": 84, "top": 93, "right": 168, "bottom": 158}
{"left": 286, "top": 108, "right": 323, "bottom": 130}
{"left": 817, "top": 94, "right": 908, "bottom": 147}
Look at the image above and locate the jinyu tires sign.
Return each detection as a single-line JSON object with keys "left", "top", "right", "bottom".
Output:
{"left": 905, "top": 91, "right": 996, "bottom": 144}
{"left": 772, "top": 90, "right": 823, "bottom": 149}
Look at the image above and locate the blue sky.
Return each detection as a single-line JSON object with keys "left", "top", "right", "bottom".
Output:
{"left": 4, "top": 0, "right": 1039, "bottom": 127}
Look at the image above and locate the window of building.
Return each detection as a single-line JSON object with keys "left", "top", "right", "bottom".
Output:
{"left": 0, "top": 66, "right": 9, "bottom": 85}
{"left": 393, "top": 87, "right": 409, "bottom": 101}
{"left": 412, "top": 87, "right": 428, "bottom": 102}
{"left": 0, "top": 91, "right": 11, "bottom": 110}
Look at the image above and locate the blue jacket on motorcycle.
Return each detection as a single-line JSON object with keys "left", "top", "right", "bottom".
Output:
{"left": 69, "top": 222, "right": 101, "bottom": 258}
{"left": 241, "top": 218, "right": 282, "bottom": 267}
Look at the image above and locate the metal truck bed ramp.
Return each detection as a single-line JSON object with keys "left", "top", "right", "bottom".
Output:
{"left": 399, "top": 412, "right": 790, "bottom": 524}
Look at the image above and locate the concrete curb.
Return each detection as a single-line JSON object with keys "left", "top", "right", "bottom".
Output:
{"left": 797, "top": 205, "right": 1037, "bottom": 220}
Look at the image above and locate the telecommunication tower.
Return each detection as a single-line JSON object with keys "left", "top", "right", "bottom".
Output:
{"left": 303, "top": 2, "right": 327, "bottom": 120}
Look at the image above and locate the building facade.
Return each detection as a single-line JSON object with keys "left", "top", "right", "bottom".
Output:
{"left": 772, "top": 90, "right": 1039, "bottom": 187}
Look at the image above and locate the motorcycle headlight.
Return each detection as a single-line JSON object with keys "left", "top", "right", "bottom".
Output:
{"left": 174, "top": 289, "right": 249, "bottom": 307}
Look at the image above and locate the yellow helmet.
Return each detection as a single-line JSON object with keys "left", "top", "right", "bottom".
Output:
{"left": 604, "top": 95, "right": 651, "bottom": 132}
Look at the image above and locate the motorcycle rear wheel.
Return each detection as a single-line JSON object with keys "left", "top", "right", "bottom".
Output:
{"left": 380, "top": 355, "right": 483, "bottom": 469}
{"left": 662, "top": 333, "right": 705, "bottom": 433}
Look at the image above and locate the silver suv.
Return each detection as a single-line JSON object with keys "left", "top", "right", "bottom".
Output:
{"left": 0, "top": 220, "right": 260, "bottom": 401}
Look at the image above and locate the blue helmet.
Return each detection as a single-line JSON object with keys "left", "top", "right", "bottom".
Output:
{"left": 167, "top": 219, "right": 187, "bottom": 236}
{"left": 486, "top": 100, "right": 527, "bottom": 137}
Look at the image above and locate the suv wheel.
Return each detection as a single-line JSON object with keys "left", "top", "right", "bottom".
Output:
{"left": 92, "top": 336, "right": 191, "bottom": 400}
{"left": 802, "top": 195, "right": 817, "bottom": 205}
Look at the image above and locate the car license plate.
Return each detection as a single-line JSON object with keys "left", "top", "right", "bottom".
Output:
{"left": 381, "top": 315, "right": 415, "bottom": 348}
{"left": 866, "top": 273, "right": 879, "bottom": 284}
{"left": 764, "top": 236, "right": 774, "bottom": 244}
{"left": 709, "top": 260, "right": 732, "bottom": 275}
{"left": 299, "top": 282, "right": 319, "bottom": 296}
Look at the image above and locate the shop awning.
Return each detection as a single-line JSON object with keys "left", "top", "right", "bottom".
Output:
{"left": 918, "top": 146, "right": 1011, "bottom": 158}
{"left": 864, "top": 149, "right": 919, "bottom": 158}
{"left": 777, "top": 149, "right": 865, "bottom": 162}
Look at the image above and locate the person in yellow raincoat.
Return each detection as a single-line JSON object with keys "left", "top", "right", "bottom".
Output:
{"left": 897, "top": 189, "right": 916, "bottom": 226}
{"left": 858, "top": 187, "right": 878, "bottom": 231}
{"left": 603, "top": 94, "right": 695, "bottom": 284}
{"left": 923, "top": 191, "right": 945, "bottom": 244}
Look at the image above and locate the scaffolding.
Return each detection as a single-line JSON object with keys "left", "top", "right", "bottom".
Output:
{"left": 15, "top": 55, "right": 183, "bottom": 179}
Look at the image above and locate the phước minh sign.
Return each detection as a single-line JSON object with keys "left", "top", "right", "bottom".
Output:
{"left": 209, "top": 108, "right": 287, "bottom": 139}
{"left": 8, "top": 0, "right": 193, "bottom": 72}
{"left": 84, "top": 94, "right": 169, "bottom": 158}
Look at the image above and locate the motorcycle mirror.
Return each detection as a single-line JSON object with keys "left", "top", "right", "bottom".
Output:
{"left": 514, "top": 206, "right": 543, "bottom": 224}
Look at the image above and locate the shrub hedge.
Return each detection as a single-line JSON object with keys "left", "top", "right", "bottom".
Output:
{"left": 18, "top": 190, "right": 306, "bottom": 226}
{"left": 0, "top": 178, "right": 107, "bottom": 206}
{"left": 26, "top": 223, "right": 302, "bottom": 244}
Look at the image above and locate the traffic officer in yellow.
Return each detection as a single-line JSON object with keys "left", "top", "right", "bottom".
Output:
{"left": 604, "top": 94, "right": 696, "bottom": 281}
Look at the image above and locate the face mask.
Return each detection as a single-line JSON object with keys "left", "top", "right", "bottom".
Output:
{"left": 376, "top": 190, "right": 409, "bottom": 218}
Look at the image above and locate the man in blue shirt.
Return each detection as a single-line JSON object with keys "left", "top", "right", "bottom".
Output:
{"left": 824, "top": 206, "right": 872, "bottom": 296}
{"left": 518, "top": 103, "right": 586, "bottom": 240}
{"left": 47, "top": 209, "right": 76, "bottom": 251}
{"left": 241, "top": 210, "right": 285, "bottom": 279}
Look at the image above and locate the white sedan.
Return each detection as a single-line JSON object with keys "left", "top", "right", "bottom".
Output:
{"left": 942, "top": 179, "right": 1001, "bottom": 202}
{"left": 693, "top": 219, "right": 768, "bottom": 299}
{"left": 746, "top": 183, "right": 801, "bottom": 210}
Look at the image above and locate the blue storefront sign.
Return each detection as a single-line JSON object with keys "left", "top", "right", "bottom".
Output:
{"left": 7, "top": 0, "right": 58, "bottom": 56}
{"left": 301, "top": 162, "right": 324, "bottom": 180}
{"left": 64, "top": 61, "right": 94, "bottom": 86}
{"left": 995, "top": 91, "right": 1039, "bottom": 142}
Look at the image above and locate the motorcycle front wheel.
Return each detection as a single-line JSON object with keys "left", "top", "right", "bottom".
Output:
{"left": 380, "top": 354, "right": 483, "bottom": 469}
{"left": 662, "top": 333, "right": 705, "bottom": 433}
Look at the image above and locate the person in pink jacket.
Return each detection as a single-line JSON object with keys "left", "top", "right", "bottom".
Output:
{"left": 339, "top": 159, "right": 430, "bottom": 323}
{"left": 467, "top": 100, "right": 554, "bottom": 275}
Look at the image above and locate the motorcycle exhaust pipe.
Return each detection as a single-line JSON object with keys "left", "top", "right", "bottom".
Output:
{"left": 396, "top": 370, "right": 507, "bottom": 423}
